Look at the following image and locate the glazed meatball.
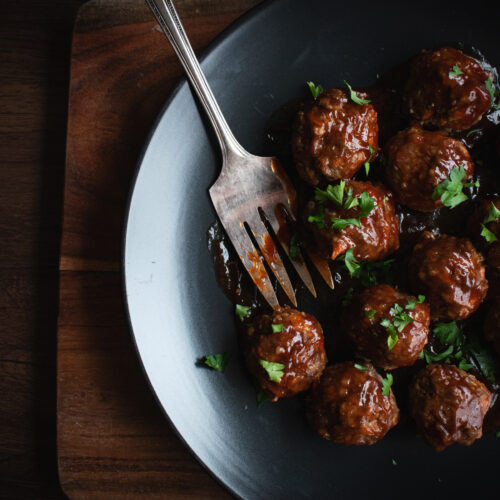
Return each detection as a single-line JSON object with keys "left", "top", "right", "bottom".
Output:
{"left": 341, "top": 284, "right": 430, "bottom": 370}
{"left": 409, "top": 364, "right": 491, "bottom": 451}
{"left": 307, "top": 362, "right": 399, "bottom": 445}
{"left": 292, "top": 88, "right": 379, "bottom": 185}
{"left": 484, "top": 299, "right": 500, "bottom": 356}
{"left": 302, "top": 180, "right": 399, "bottom": 261}
{"left": 405, "top": 47, "right": 492, "bottom": 130}
{"left": 244, "top": 306, "right": 326, "bottom": 401}
{"left": 409, "top": 232, "right": 488, "bottom": 320}
{"left": 384, "top": 124, "right": 474, "bottom": 212}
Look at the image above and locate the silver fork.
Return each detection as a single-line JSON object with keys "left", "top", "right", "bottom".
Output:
{"left": 146, "top": 0, "right": 327, "bottom": 307}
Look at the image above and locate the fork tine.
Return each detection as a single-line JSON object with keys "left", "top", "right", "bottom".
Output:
{"left": 247, "top": 216, "right": 297, "bottom": 307}
{"left": 221, "top": 220, "right": 279, "bottom": 308}
{"left": 305, "top": 249, "right": 334, "bottom": 289}
{"left": 262, "top": 206, "right": 317, "bottom": 297}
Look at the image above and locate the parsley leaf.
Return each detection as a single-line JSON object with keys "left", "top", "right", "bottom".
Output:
{"left": 484, "top": 202, "right": 500, "bottom": 224}
{"left": 364, "top": 144, "right": 375, "bottom": 176}
{"left": 432, "top": 165, "right": 471, "bottom": 208}
{"left": 364, "top": 161, "right": 370, "bottom": 176}
{"left": 481, "top": 224, "right": 498, "bottom": 243}
{"left": 204, "top": 353, "right": 229, "bottom": 373}
{"left": 365, "top": 309, "right": 377, "bottom": 319}
{"left": 448, "top": 64, "right": 463, "bottom": 78}
{"left": 272, "top": 323, "right": 284, "bottom": 333}
{"left": 466, "top": 128, "right": 481, "bottom": 137}
{"left": 343, "top": 187, "right": 359, "bottom": 210}
{"left": 289, "top": 232, "right": 300, "bottom": 260}
{"left": 344, "top": 80, "right": 371, "bottom": 105}
{"left": 485, "top": 77, "right": 496, "bottom": 107}
{"left": 433, "top": 321, "right": 462, "bottom": 346}
{"left": 406, "top": 295, "right": 425, "bottom": 310}
{"left": 390, "top": 303, "right": 414, "bottom": 332}
{"left": 424, "top": 345, "right": 454, "bottom": 363}
{"left": 256, "top": 388, "right": 269, "bottom": 407}
{"left": 496, "top": 431, "right": 500, "bottom": 438}
{"left": 466, "top": 337, "right": 497, "bottom": 382}
{"left": 359, "top": 191, "right": 377, "bottom": 218}
{"left": 331, "top": 217, "right": 361, "bottom": 230}
{"left": 235, "top": 304, "right": 250, "bottom": 321}
{"left": 381, "top": 318, "right": 398, "bottom": 350}
{"left": 315, "top": 182, "right": 345, "bottom": 205}
{"left": 306, "top": 81, "right": 323, "bottom": 99}
{"left": 381, "top": 373, "right": 393, "bottom": 396}
{"left": 308, "top": 204, "right": 326, "bottom": 229}
{"left": 354, "top": 363, "right": 368, "bottom": 371}
{"left": 392, "top": 459, "right": 398, "bottom": 466}
{"left": 341, "top": 287, "right": 354, "bottom": 307}
{"left": 368, "top": 144, "right": 375, "bottom": 155}
{"left": 342, "top": 248, "right": 360, "bottom": 277}
{"left": 259, "top": 359, "right": 285, "bottom": 383}
{"left": 458, "top": 359, "right": 473, "bottom": 371}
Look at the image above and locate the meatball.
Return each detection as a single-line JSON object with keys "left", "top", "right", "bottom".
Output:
{"left": 409, "top": 364, "right": 491, "bottom": 451}
{"left": 384, "top": 124, "right": 474, "bottom": 212}
{"left": 292, "top": 88, "right": 379, "bottom": 185}
{"left": 409, "top": 232, "right": 488, "bottom": 320}
{"left": 306, "top": 362, "right": 399, "bottom": 445}
{"left": 484, "top": 299, "right": 500, "bottom": 356}
{"left": 405, "top": 47, "right": 491, "bottom": 130}
{"left": 302, "top": 180, "right": 399, "bottom": 261}
{"left": 341, "top": 284, "right": 430, "bottom": 370}
{"left": 244, "top": 306, "right": 326, "bottom": 401}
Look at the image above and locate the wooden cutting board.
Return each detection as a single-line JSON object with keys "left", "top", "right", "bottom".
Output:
{"left": 57, "top": 1, "right": 260, "bottom": 497}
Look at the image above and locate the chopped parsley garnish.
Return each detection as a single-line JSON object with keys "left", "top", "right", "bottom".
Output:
{"left": 390, "top": 303, "right": 414, "bottom": 332}
{"left": 484, "top": 77, "right": 499, "bottom": 109}
{"left": 364, "top": 144, "right": 375, "bottom": 176}
{"left": 235, "top": 304, "right": 250, "bottom": 321}
{"left": 381, "top": 373, "right": 393, "bottom": 396}
{"left": 458, "top": 359, "right": 473, "bottom": 371}
{"left": 381, "top": 318, "right": 398, "bottom": 350}
{"left": 432, "top": 166, "right": 477, "bottom": 208}
{"left": 481, "top": 224, "right": 497, "bottom": 243}
{"left": 311, "top": 183, "right": 377, "bottom": 232}
{"left": 307, "top": 203, "right": 326, "bottom": 229}
{"left": 433, "top": 321, "right": 462, "bottom": 346}
{"left": 465, "top": 336, "right": 497, "bottom": 382}
{"left": 306, "top": 81, "right": 323, "bottom": 99}
{"left": 406, "top": 295, "right": 425, "bottom": 310}
{"left": 359, "top": 191, "right": 376, "bottom": 217}
{"left": 204, "top": 353, "right": 229, "bottom": 373}
{"left": 484, "top": 202, "right": 500, "bottom": 223}
{"left": 272, "top": 323, "right": 284, "bottom": 333}
{"left": 423, "top": 345, "right": 454, "bottom": 364}
{"left": 365, "top": 309, "right": 377, "bottom": 319}
{"left": 354, "top": 363, "right": 368, "bottom": 371}
{"left": 342, "top": 248, "right": 360, "bottom": 277}
{"left": 448, "top": 64, "right": 463, "bottom": 78}
{"left": 289, "top": 232, "right": 300, "bottom": 260}
{"left": 496, "top": 431, "right": 500, "bottom": 438}
{"left": 344, "top": 80, "right": 371, "bottom": 105}
{"left": 331, "top": 217, "right": 361, "bottom": 230}
{"left": 466, "top": 128, "right": 481, "bottom": 137}
{"left": 341, "top": 287, "right": 354, "bottom": 307}
{"left": 314, "top": 182, "right": 345, "bottom": 205}
{"left": 392, "top": 459, "right": 398, "bottom": 466}
{"left": 479, "top": 202, "right": 500, "bottom": 243}
{"left": 256, "top": 388, "right": 269, "bottom": 407}
{"left": 259, "top": 359, "right": 285, "bottom": 383}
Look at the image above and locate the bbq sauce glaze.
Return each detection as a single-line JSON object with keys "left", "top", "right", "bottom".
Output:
{"left": 207, "top": 46, "right": 500, "bottom": 433}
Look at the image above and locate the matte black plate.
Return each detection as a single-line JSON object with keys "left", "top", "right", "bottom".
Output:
{"left": 123, "top": 1, "right": 498, "bottom": 498}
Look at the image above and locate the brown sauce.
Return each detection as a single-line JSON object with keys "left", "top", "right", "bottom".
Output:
{"left": 206, "top": 46, "right": 500, "bottom": 433}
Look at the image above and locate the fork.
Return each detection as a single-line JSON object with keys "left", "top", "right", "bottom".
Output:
{"left": 146, "top": 0, "right": 331, "bottom": 307}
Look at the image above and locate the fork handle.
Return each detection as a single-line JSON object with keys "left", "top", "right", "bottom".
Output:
{"left": 146, "top": 0, "right": 246, "bottom": 159}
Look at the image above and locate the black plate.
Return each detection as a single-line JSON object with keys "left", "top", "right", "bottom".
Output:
{"left": 123, "top": 1, "right": 499, "bottom": 498}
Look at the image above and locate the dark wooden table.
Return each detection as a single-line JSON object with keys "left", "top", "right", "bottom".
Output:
{"left": 0, "top": 1, "right": 258, "bottom": 497}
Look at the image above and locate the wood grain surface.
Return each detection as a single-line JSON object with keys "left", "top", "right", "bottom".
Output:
{"left": 57, "top": 0, "right": 260, "bottom": 498}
